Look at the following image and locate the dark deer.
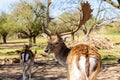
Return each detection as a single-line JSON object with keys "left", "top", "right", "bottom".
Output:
{"left": 15, "top": 45, "right": 36, "bottom": 80}
{"left": 44, "top": 2, "right": 101, "bottom": 80}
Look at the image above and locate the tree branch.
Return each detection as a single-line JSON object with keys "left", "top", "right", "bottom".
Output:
{"left": 60, "top": 2, "right": 92, "bottom": 36}
{"left": 104, "top": 0, "right": 120, "bottom": 8}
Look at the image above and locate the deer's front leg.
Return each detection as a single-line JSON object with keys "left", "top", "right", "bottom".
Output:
{"left": 22, "top": 63, "right": 27, "bottom": 80}
{"left": 23, "top": 70, "right": 27, "bottom": 80}
{"left": 28, "top": 66, "right": 32, "bottom": 80}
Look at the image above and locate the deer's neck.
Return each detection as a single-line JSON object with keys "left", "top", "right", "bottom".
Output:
{"left": 54, "top": 44, "right": 71, "bottom": 66}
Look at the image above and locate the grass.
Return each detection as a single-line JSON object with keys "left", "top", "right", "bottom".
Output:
{"left": 99, "top": 49, "right": 120, "bottom": 64}
{"left": 102, "top": 35, "right": 120, "bottom": 43}
{"left": 0, "top": 34, "right": 120, "bottom": 64}
{"left": 0, "top": 51, "right": 16, "bottom": 56}
{"left": 104, "top": 31, "right": 120, "bottom": 35}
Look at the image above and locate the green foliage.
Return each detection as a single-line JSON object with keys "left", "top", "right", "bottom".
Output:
{"left": 0, "top": 12, "right": 7, "bottom": 34}
{"left": 0, "top": 51, "right": 16, "bottom": 56}
{"left": 99, "top": 46, "right": 120, "bottom": 63}
{"left": 12, "top": 0, "right": 44, "bottom": 35}
{"left": 10, "top": 0, "right": 47, "bottom": 45}
{"left": 0, "top": 12, "right": 17, "bottom": 34}
{"left": 0, "top": 12, "right": 15, "bottom": 43}
{"left": 13, "top": 0, "right": 45, "bottom": 35}
{"left": 49, "top": 12, "right": 80, "bottom": 34}
{"left": 105, "top": 31, "right": 120, "bottom": 35}
{"left": 102, "top": 21, "right": 120, "bottom": 35}
{"left": 6, "top": 51, "right": 15, "bottom": 55}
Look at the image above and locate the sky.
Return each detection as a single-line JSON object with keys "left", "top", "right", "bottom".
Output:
{"left": 50, "top": 0, "right": 79, "bottom": 17}
{"left": 0, "top": 0, "right": 80, "bottom": 17}
{"left": 0, "top": 0, "right": 119, "bottom": 19}
{"left": 0, "top": 0, "right": 20, "bottom": 13}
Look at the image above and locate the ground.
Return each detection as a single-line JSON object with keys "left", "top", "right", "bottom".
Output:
{"left": 0, "top": 39, "right": 120, "bottom": 80}
{"left": 0, "top": 59, "right": 120, "bottom": 80}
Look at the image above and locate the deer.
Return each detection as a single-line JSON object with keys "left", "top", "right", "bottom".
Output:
{"left": 15, "top": 44, "right": 36, "bottom": 80}
{"left": 44, "top": 2, "right": 102, "bottom": 80}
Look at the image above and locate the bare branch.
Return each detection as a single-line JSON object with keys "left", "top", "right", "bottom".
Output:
{"left": 104, "top": 0, "right": 120, "bottom": 8}
{"left": 86, "top": 0, "right": 103, "bottom": 37}
{"left": 60, "top": 2, "right": 92, "bottom": 36}
{"left": 46, "top": 0, "right": 52, "bottom": 28}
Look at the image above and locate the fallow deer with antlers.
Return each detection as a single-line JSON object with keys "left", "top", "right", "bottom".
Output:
{"left": 44, "top": 2, "right": 101, "bottom": 80}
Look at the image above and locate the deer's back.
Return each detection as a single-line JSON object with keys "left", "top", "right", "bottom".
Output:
{"left": 67, "top": 44, "right": 100, "bottom": 63}
{"left": 67, "top": 44, "right": 101, "bottom": 80}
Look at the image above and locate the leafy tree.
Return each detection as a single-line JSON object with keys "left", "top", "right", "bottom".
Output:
{"left": 12, "top": 0, "right": 46, "bottom": 46}
{"left": 0, "top": 12, "right": 13, "bottom": 43}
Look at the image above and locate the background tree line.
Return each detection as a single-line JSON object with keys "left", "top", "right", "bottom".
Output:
{"left": 0, "top": 0, "right": 120, "bottom": 46}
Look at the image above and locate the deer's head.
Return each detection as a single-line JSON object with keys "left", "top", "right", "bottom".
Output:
{"left": 44, "top": 33, "right": 66, "bottom": 55}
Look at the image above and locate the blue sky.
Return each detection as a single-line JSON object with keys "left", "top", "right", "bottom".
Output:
{"left": 50, "top": 0, "right": 79, "bottom": 17}
{"left": 0, "top": 0, "right": 119, "bottom": 19}
{"left": 0, "top": 0, "right": 20, "bottom": 13}
{"left": 0, "top": 0, "right": 80, "bottom": 17}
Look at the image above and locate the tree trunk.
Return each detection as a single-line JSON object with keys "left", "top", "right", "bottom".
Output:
{"left": 33, "top": 36, "right": 36, "bottom": 44}
{"left": 2, "top": 35, "right": 7, "bottom": 44}
{"left": 29, "top": 37, "right": 32, "bottom": 47}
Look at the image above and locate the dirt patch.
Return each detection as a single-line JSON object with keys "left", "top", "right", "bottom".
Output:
{"left": 98, "top": 63, "right": 120, "bottom": 80}
{"left": 0, "top": 60, "right": 67, "bottom": 80}
{"left": 0, "top": 59, "right": 120, "bottom": 80}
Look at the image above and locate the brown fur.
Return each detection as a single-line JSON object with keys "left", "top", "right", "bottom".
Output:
{"left": 67, "top": 44, "right": 101, "bottom": 80}
{"left": 45, "top": 35, "right": 70, "bottom": 66}
{"left": 15, "top": 48, "right": 36, "bottom": 80}
{"left": 45, "top": 35, "right": 101, "bottom": 80}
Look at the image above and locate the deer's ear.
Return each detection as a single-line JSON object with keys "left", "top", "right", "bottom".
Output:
{"left": 62, "top": 37, "right": 67, "bottom": 42}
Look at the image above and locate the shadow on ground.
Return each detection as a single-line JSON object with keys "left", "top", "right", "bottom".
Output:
{"left": 0, "top": 59, "right": 120, "bottom": 80}
{"left": 0, "top": 60, "right": 67, "bottom": 80}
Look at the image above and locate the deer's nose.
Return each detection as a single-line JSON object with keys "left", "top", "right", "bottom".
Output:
{"left": 44, "top": 49, "right": 49, "bottom": 53}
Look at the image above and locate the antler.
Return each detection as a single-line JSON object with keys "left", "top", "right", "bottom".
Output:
{"left": 80, "top": 2, "right": 93, "bottom": 26}
{"left": 47, "top": 0, "right": 52, "bottom": 25}
{"left": 44, "top": 1, "right": 92, "bottom": 36}
{"left": 60, "top": 2, "right": 93, "bottom": 36}
{"left": 43, "top": 0, "right": 54, "bottom": 36}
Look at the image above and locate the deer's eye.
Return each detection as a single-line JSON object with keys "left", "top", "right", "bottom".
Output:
{"left": 55, "top": 42, "right": 59, "bottom": 45}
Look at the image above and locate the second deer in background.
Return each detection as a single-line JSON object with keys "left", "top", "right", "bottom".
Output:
{"left": 15, "top": 45, "right": 36, "bottom": 80}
